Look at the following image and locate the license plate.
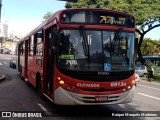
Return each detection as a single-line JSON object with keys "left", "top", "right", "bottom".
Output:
{"left": 95, "top": 96, "right": 108, "bottom": 101}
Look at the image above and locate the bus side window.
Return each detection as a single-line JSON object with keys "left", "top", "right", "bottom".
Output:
{"left": 23, "top": 42, "right": 25, "bottom": 55}
{"left": 34, "top": 34, "right": 37, "bottom": 55}
{"left": 35, "top": 30, "right": 43, "bottom": 56}
{"left": 28, "top": 38, "right": 31, "bottom": 56}
{"left": 20, "top": 42, "right": 23, "bottom": 55}
{"left": 28, "top": 36, "right": 34, "bottom": 56}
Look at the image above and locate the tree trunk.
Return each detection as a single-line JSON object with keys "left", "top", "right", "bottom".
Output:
{"left": 137, "top": 34, "right": 145, "bottom": 64}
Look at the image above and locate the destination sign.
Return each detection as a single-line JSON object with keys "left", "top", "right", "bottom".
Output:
{"left": 61, "top": 10, "right": 135, "bottom": 28}
{"left": 100, "top": 16, "right": 126, "bottom": 24}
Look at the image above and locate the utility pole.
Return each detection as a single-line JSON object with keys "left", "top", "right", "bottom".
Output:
{"left": 0, "top": 0, "right": 2, "bottom": 51}
{"left": 0, "top": 0, "right": 2, "bottom": 22}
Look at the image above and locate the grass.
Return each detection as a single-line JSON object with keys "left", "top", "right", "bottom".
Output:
{"left": 149, "top": 76, "right": 160, "bottom": 82}
{"left": 148, "top": 66, "right": 160, "bottom": 82}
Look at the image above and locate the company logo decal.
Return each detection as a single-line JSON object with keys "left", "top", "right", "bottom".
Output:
{"left": 98, "top": 72, "right": 109, "bottom": 75}
{"left": 77, "top": 83, "right": 100, "bottom": 88}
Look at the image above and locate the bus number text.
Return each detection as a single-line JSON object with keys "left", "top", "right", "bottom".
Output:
{"left": 66, "top": 60, "right": 78, "bottom": 66}
{"left": 111, "top": 82, "right": 127, "bottom": 87}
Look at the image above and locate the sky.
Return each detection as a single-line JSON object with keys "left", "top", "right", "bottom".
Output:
{"left": 144, "top": 27, "right": 160, "bottom": 40}
{"left": 1, "top": 0, "right": 160, "bottom": 40}
{"left": 2, "top": 0, "right": 66, "bottom": 37}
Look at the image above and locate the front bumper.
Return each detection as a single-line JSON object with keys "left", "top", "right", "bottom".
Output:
{"left": 54, "top": 86, "right": 135, "bottom": 105}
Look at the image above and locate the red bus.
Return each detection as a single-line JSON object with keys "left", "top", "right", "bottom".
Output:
{"left": 17, "top": 8, "right": 136, "bottom": 105}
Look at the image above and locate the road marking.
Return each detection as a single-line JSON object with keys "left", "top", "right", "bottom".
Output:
{"left": 3, "top": 62, "right": 8, "bottom": 65}
{"left": 138, "top": 93, "right": 160, "bottom": 101}
{"left": 37, "top": 103, "right": 53, "bottom": 116}
{"left": 0, "top": 62, "right": 8, "bottom": 65}
{"left": 137, "top": 84, "right": 160, "bottom": 91}
{"left": 141, "top": 80, "right": 160, "bottom": 86}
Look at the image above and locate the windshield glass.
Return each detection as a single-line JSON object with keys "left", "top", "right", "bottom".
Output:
{"left": 57, "top": 30, "right": 134, "bottom": 72}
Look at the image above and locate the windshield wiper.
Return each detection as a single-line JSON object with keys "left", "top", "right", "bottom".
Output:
{"left": 79, "top": 25, "right": 89, "bottom": 57}
{"left": 79, "top": 25, "right": 91, "bottom": 67}
{"left": 112, "top": 28, "right": 123, "bottom": 55}
{"left": 113, "top": 28, "right": 123, "bottom": 40}
{"left": 110, "top": 36, "right": 113, "bottom": 62}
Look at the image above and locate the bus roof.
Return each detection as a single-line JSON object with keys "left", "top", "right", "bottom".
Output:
{"left": 20, "top": 8, "right": 135, "bottom": 42}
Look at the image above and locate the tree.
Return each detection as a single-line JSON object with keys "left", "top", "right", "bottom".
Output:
{"left": 65, "top": 0, "right": 109, "bottom": 8}
{"left": 43, "top": 12, "right": 53, "bottom": 20}
{"left": 65, "top": 0, "right": 160, "bottom": 63}
{"left": 141, "top": 38, "right": 160, "bottom": 56}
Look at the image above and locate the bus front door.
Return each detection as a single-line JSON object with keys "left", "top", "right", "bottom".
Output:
{"left": 44, "top": 28, "right": 56, "bottom": 97}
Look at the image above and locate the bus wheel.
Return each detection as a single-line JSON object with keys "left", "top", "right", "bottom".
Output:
{"left": 21, "top": 75, "right": 25, "bottom": 80}
{"left": 143, "top": 74, "right": 148, "bottom": 80}
{"left": 36, "top": 73, "right": 44, "bottom": 99}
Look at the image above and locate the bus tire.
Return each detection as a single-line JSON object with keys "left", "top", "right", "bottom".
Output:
{"left": 36, "top": 73, "right": 44, "bottom": 99}
{"left": 143, "top": 73, "right": 148, "bottom": 80}
{"left": 21, "top": 75, "right": 25, "bottom": 80}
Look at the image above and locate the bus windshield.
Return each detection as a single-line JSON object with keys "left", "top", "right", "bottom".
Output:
{"left": 57, "top": 29, "right": 134, "bottom": 72}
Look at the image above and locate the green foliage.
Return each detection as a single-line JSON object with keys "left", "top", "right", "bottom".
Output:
{"left": 43, "top": 12, "right": 53, "bottom": 20}
{"left": 149, "top": 76, "right": 160, "bottom": 82}
{"left": 66, "top": 0, "right": 160, "bottom": 26}
{"left": 65, "top": 0, "right": 102, "bottom": 8}
{"left": 141, "top": 38, "right": 160, "bottom": 55}
{"left": 65, "top": 0, "right": 160, "bottom": 60}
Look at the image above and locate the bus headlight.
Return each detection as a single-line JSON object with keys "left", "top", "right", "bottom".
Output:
{"left": 127, "top": 84, "right": 132, "bottom": 90}
{"left": 57, "top": 77, "right": 65, "bottom": 85}
{"left": 123, "top": 87, "right": 126, "bottom": 92}
{"left": 59, "top": 80, "right": 65, "bottom": 85}
{"left": 57, "top": 77, "right": 61, "bottom": 81}
{"left": 132, "top": 79, "right": 136, "bottom": 85}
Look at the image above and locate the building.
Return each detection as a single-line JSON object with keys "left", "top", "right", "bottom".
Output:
{"left": 0, "top": 21, "right": 8, "bottom": 38}
{"left": 0, "top": 21, "right": 8, "bottom": 50}
{"left": 2, "top": 36, "right": 20, "bottom": 54}
{"left": 3, "top": 41, "right": 17, "bottom": 54}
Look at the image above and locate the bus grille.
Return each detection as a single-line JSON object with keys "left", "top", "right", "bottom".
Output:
{"left": 76, "top": 95, "right": 121, "bottom": 103}
{"left": 80, "top": 88, "right": 121, "bottom": 92}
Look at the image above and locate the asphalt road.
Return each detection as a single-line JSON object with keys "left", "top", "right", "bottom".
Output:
{"left": 0, "top": 54, "right": 159, "bottom": 120}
